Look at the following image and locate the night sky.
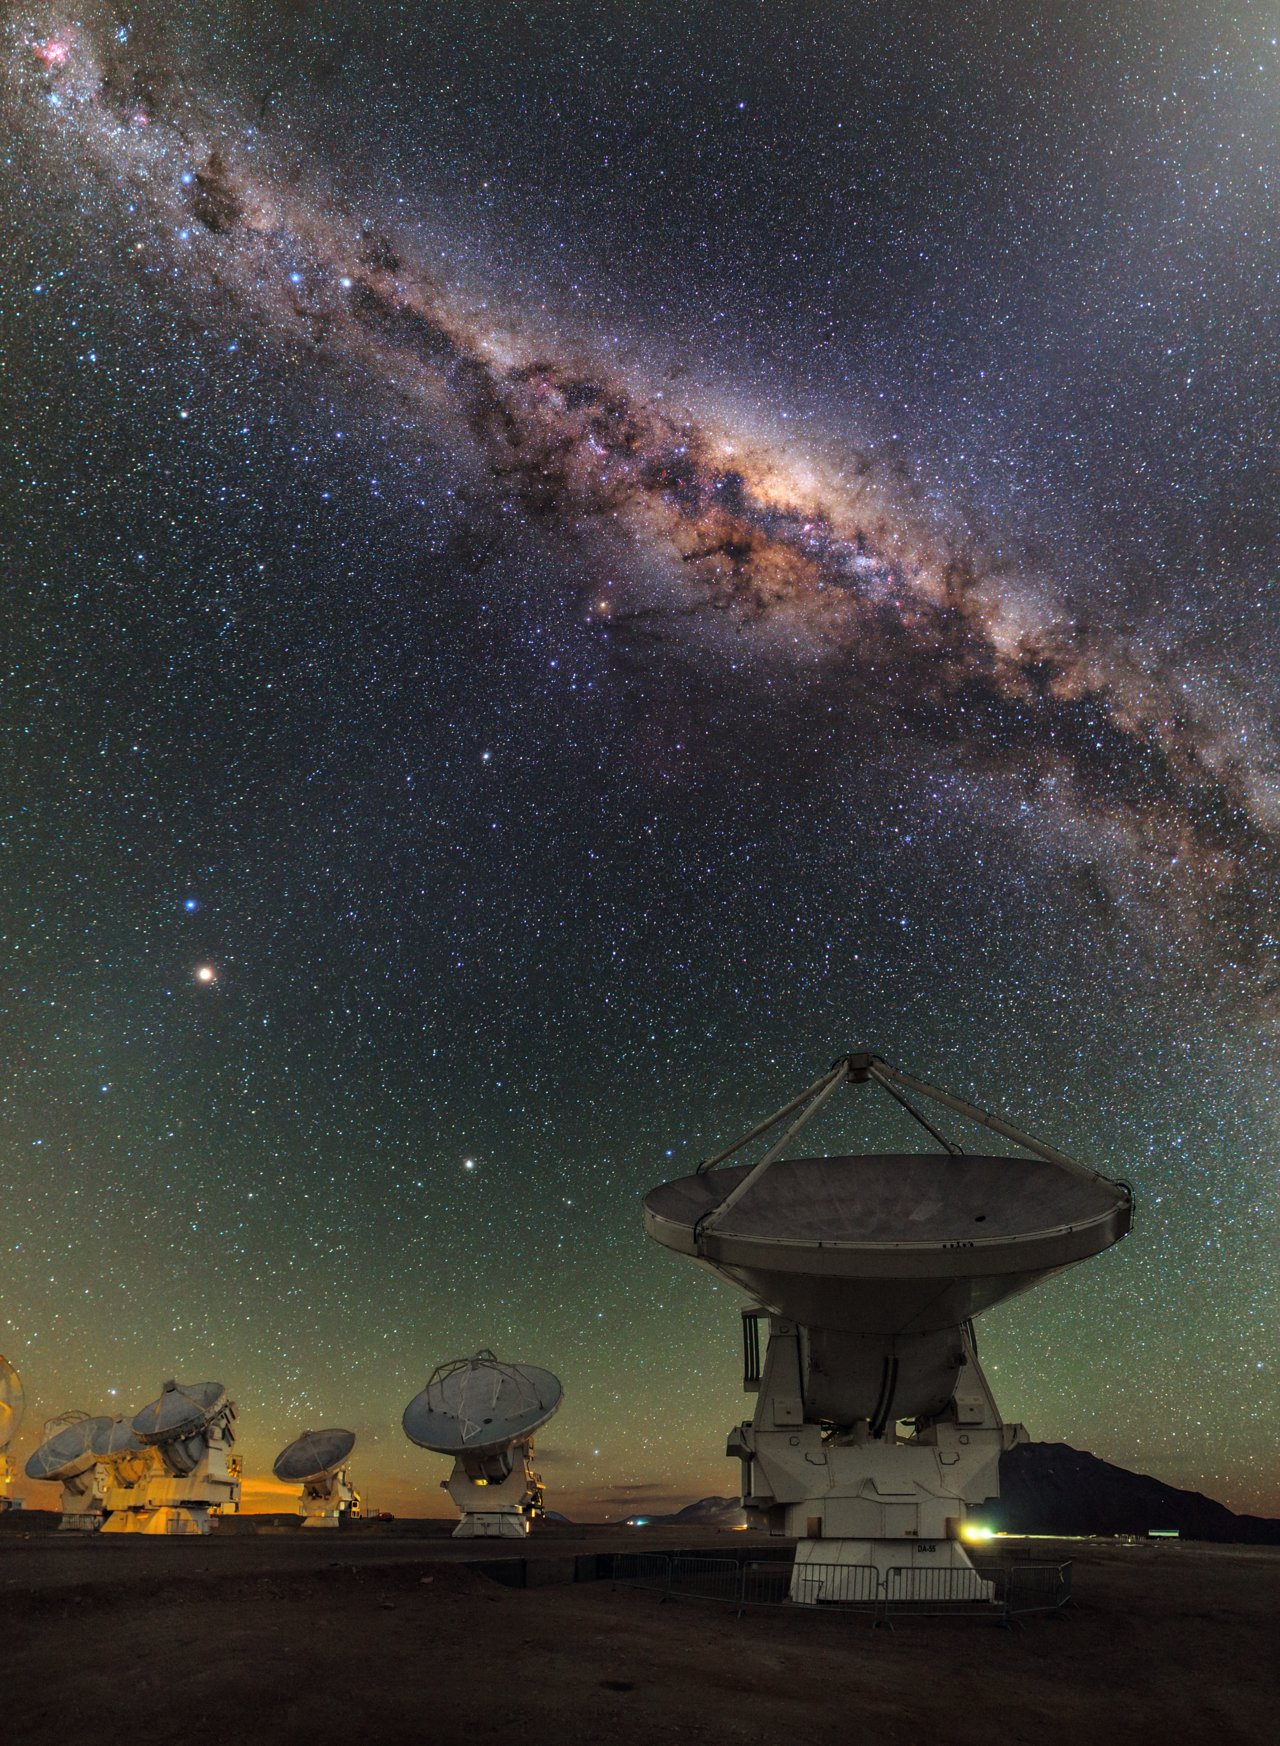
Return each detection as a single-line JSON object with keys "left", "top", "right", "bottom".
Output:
{"left": 2, "top": 1, "right": 1277, "bottom": 1520}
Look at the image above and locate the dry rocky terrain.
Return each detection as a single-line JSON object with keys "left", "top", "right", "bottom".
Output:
{"left": 1, "top": 1527, "right": 1275, "bottom": 1745}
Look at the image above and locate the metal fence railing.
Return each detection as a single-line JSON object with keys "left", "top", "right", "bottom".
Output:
{"left": 788, "top": 1561, "right": 881, "bottom": 1608}
{"left": 610, "top": 1552, "right": 1072, "bottom": 1627}
{"left": 1001, "top": 1560, "right": 1073, "bottom": 1617}
{"left": 737, "top": 1560, "right": 794, "bottom": 1608}
{"left": 883, "top": 1564, "right": 995, "bottom": 1610}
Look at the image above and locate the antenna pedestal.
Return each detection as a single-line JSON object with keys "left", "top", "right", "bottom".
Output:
{"left": 730, "top": 1320, "right": 1023, "bottom": 1605}
{"left": 102, "top": 1425, "right": 241, "bottom": 1535}
{"left": 299, "top": 1468, "right": 359, "bottom": 1527}
{"left": 445, "top": 1442, "right": 544, "bottom": 1538}
{"left": 57, "top": 1470, "right": 106, "bottom": 1532}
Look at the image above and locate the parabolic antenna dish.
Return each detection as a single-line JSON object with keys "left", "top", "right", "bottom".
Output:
{"left": 273, "top": 1429, "right": 356, "bottom": 1484}
{"left": 0, "top": 1356, "right": 23, "bottom": 1452}
{"left": 25, "top": 1416, "right": 113, "bottom": 1483}
{"left": 403, "top": 1354, "right": 562, "bottom": 1458}
{"left": 132, "top": 1381, "right": 227, "bottom": 1445}
{"left": 90, "top": 1417, "right": 149, "bottom": 1461}
{"left": 644, "top": 1152, "right": 1131, "bottom": 1333}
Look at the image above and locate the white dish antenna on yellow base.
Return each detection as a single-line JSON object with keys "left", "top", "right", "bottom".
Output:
{"left": 101, "top": 1379, "right": 241, "bottom": 1535}
{"left": 403, "top": 1353, "right": 562, "bottom": 1537}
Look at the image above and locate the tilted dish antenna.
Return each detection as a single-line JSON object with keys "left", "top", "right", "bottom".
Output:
{"left": 91, "top": 1415, "right": 157, "bottom": 1487}
{"left": 644, "top": 1051, "right": 1133, "bottom": 1606}
{"left": 25, "top": 1416, "right": 102, "bottom": 1482}
{"left": 24, "top": 1414, "right": 112, "bottom": 1531}
{"left": 100, "top": 1379, "right": 241, "bottom": 1535}
{"left": 403, "top": 1352, "right": 562, "bottom": 1538}
{"left": 132, "top": 1380, "right": 229, "bottom": 1471}
{"left": 91, "top": 1416, "right": 149, "bottom": 1460}
{"left": 273, "top": 1429, "right": 360, "bottom": 1527}
{"left": 0, "top": 1356, "right": 24, "bottom": 1511}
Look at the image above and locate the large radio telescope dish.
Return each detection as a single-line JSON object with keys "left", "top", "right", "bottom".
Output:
{"left": 646, "top": 1151, "right": 1129, "bottom": 1339}
{"left": 91, "top": 1417, "right": 150, "bottom": 1462}
{"left": 645, "top": 1053, "right": 1131, "bottom": 1345}
{"left": 95, "top": 1379, "right": 239, "bottom": 1534}
{"left": 643, "top": 1050, "right": 1133, "bottom": 1604}
{"left": 132, "top": 1380, "right": 228, "bottom": 1445}
{"left": 131, "top": 1380, "right": 232, "bottom": 1480}
{"left": 273, "top": 1429, "right": 356, "bottom": 1484}
{"left": 403, "top": 1353, "right": 562, "bottom": 1458}
{"left": 25, "top": 1416, "right": 113, "bottom": 1484}
{"left": 0, "top": 1357, "right": 23, "bottom": 1453}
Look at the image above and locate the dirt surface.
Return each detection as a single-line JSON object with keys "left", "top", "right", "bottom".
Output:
{"left": 2, "top": 1530, "right": 1276, "bottom": 1745}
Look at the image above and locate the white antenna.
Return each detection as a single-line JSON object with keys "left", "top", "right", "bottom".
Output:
{"left": 403, "top": 1352, "right": 562, "bottom": 1538}
{"left": 0, "top": 1356, "right": 24, "bottom": 1513}
{"left": 24, "top": 1414, "right": 113, "bottom": 1531}
{"left": 100, "top": 1380, "right": 241, "bottom": 1535}
{"left": 273, "top": 1429, "right": 360, "bottom": 1528}
{"left": 645, "top": 1051, "right": 1133, "bottom": 1606}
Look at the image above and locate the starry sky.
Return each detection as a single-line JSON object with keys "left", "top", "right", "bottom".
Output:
{"left": 2, "top": 1, "right": 1277, "bottom": 1520}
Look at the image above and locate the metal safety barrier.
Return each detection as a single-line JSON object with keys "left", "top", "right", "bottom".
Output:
{"left": 884, "top": 1564, "right": 995, "bottom": 1610}
{"left": 1002, "top": 1560, "right": 1073, "bottom": 1617}
{"left": 737, "top": 1560, "right": 795, "bottom": 1608}
{"left": 611, "top": 1552, "right": 1072, "bottom": 1627}
{"left": 881, "top": 1561, "right": 1073, "bottom": 1624}
{"left": 787, "top": 1561, "right": 880, "bottom": 1608}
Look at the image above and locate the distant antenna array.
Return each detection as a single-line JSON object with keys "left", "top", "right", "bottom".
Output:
{"left": 23, "top": 1381, "right": 243, "bottom": 1536}
{"left": 5, "top": 1049, "right": 1131, "bottom": 1594}
{"left": 403, "top": 1352, "right": 562, "bottom": 1538}
{"left": 18, "top": 1382, "right": 369, "bottom": 1536}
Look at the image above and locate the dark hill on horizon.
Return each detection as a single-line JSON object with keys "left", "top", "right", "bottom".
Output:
{"left": 624, "top": 1496, "right": 747, "bottom": 1528}
{"left": 984, "top": 1441, "right": 1280, "bottom": 1543}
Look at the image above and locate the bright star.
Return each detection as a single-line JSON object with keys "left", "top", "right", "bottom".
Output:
{"left": 195, "top": 964, "right": 217, "bottom": 984}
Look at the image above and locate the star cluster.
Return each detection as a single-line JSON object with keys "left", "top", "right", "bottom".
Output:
{"left": 1, "top": 2, "right": 1277, "bottom": 1517}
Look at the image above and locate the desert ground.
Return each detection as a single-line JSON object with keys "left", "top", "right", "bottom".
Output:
{"left": 1, "top": 1523, "right": 1276, "bottom": 1745}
